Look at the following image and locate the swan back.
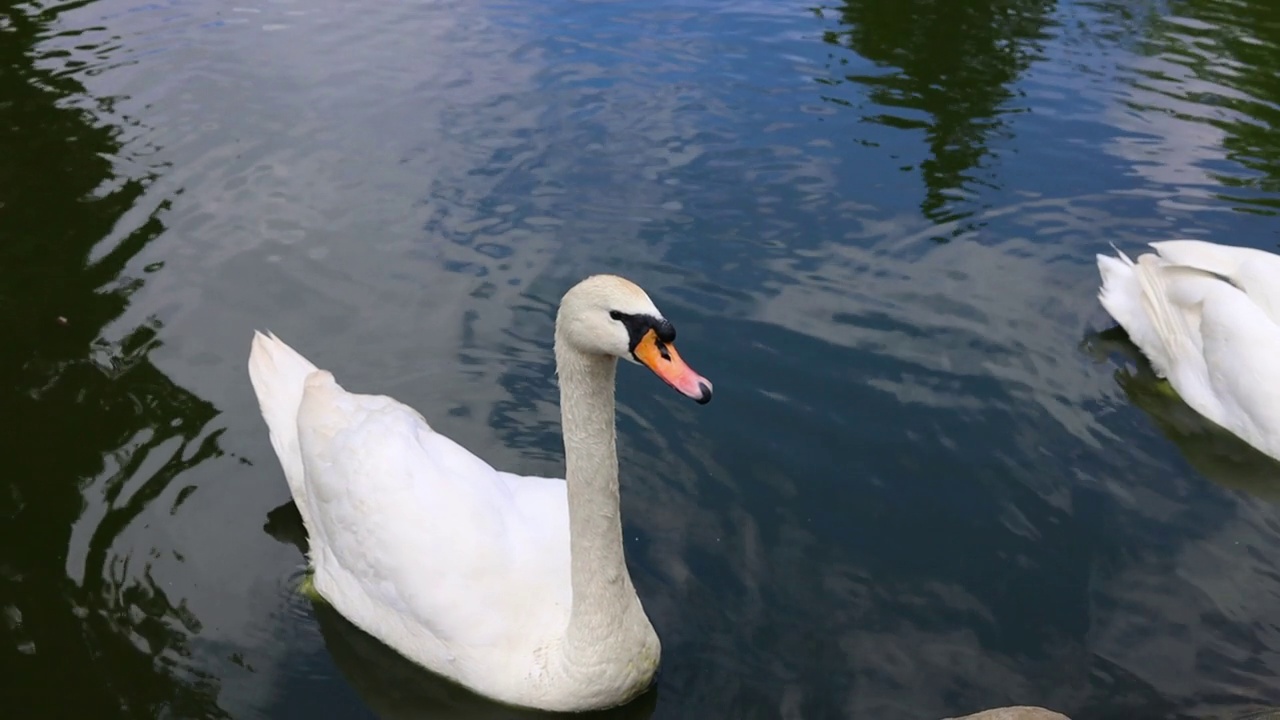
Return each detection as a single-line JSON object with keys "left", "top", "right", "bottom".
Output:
{"left": 1150, "top": 239, "right": 1280, "bottom": 324}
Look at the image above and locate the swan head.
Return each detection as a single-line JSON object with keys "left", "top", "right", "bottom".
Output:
{"left": 557, "top": 274, "right": 713, "bottom": 404}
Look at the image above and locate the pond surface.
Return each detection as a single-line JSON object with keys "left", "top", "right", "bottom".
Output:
{"left": 5, "top": 0, "right": 1280, "bottom": 718}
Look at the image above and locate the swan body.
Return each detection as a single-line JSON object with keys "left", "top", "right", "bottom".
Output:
{"left": 248, "top": 275, "right": 712, "bottom": 712}
{"left": 1096, "top": 240, "right": 1280, "bottom": 461}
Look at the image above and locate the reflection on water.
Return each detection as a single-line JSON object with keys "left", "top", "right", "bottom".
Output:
{"left": 1136, "top": 0, "right": 1280, "bottom": 213}
{"left": 0, "top": 2, "right": 228, "bottom": 718}
{"left": 1084, "top": 327, "right": 1280, "bottom": 504}
{"left": 7, "top": 0, "right": 1280, "bottom": 718}
{"left": 817, "top": 0, "right": 1057, "bottom": 226}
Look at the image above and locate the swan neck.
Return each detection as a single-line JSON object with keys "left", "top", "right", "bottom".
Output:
{"left": 554, "top": 338, "right": 644, "bottom": 653}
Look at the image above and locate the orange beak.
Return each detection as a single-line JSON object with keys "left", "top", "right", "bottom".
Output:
{"left": 632, "top": 329, "right": 713, "bottom": 404}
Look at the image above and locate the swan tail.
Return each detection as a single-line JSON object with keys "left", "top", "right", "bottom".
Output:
{"left": 1097, "top": 247, "right": 1153, "bottom": 351}
{"left": 248, "top": 330, "right": 322, "bottom": 538}
{"left": 1096, "top": 245, "right": 1135, "bottom": 306}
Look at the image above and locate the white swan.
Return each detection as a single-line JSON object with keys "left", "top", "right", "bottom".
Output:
{"left": 247, "top": 274, "right": 713, "bottom": 712}
{"left": 1096, "top": 239, "right": 1280, "bottom": 462}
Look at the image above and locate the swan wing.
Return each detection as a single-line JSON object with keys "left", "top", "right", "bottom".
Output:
{"left": 295, "top": 372, "right": 572, "bottom": 653}
{"left": 1189, "top": 273, "right": 1280, "bottom": 458}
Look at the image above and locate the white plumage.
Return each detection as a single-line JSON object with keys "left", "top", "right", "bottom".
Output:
{"left": 248, "top": 274, "right": 712, "bottom": 711}
{"left": 1097, "top": 240, "right": 1280, "bottom": 462}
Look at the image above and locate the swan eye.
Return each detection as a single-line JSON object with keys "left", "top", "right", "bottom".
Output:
{"left": 609, "top": 310, "right": 624, "bottom": 321}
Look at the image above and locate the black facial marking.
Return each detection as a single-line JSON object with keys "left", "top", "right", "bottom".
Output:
{"left": 611, "top": 311, "right": 677, "bottom": 354}
{"left": 653, "top": 317, "right": 676, "bottom": 343}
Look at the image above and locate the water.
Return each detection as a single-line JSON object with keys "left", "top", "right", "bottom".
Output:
{"left": 4, "top": 0, "right": 1280, "bottom": 717}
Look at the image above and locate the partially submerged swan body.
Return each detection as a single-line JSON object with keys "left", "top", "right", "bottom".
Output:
{"left": 248, "top": 275, "right": 712, "bottom": 712}
{"left": 1096, "top": 240, "right": 1280, "bottom": 462}
{"left": 946, "top": 708, "right": 1070, "bottom": 720}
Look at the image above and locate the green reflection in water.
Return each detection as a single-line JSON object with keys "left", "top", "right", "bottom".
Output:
{"left": 0, "top": 4, "right": 228, "bottom": 718}
{"left": 817, "top": 0, "right": 1057, "bottom": 225}
{"left": 1139, "top": 0, "right": 1280, "bottom": 213}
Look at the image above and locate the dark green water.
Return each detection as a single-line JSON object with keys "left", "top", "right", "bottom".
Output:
{"left": 4, "top": 0, "right": 1280, "bottom": 717}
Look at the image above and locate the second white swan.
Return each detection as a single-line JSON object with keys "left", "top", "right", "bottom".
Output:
{"left": 1096, "top": 239, "right": 1280, "bottom": 462}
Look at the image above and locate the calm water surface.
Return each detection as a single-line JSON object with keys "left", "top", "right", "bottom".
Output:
{"left": 5, "top": 0, "right": 1280, "bottom": 718}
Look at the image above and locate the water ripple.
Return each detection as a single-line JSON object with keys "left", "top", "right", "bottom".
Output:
{"left": 9, "top": 0, "right": 1280, "bottom": 717}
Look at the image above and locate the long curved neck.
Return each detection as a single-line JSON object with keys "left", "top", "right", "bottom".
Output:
{"left": 554, "top": 334, "right": 644, "bottom": 655}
